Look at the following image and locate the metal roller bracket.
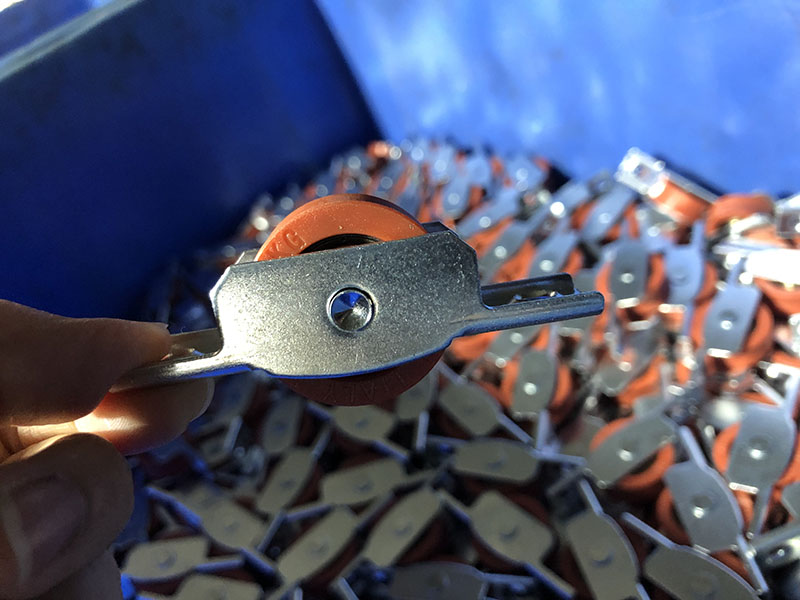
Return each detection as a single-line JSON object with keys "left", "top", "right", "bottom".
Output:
{"left": 150, "top": 484, "right": 271, "bottom": 554}
{"left": 726, "top": 404, "right": 795, "bottom": 493}
{"left": 360, "top": 486, "right": 441, "bottom": 567}
{"left": 332, "top": 405, "right": 395, "bottom": 441}
{"left": 564, "top": 480, "right": 647, "bottom": 600}
{"left": 580, "top": 183, "right": 636, "bottom": 244}
{"left": 477, "top": 210, "right": 551, "bottom": 282}
{"left": 505, "top": 154, "right": 547, "bottom": 192}
{"left": 438, "top": 383, "right": 501, "bottom": 437}
{"left": 114, "top": 229, "right": 603, "bottom": 390}
{"left": 457, "top": 187, "right": 522, "bottom": 238}
{"left": 439, "top": 171, "right": 471, "bottom": 220}
{"left": 775, "top": 194, "right": 800, "bottom": 239}
{"left": 665, "top": 428, "right": 744, "bottom": 553}
{"left": 665, "top": 223, "right": 706, "bottom": 308}
{"left": 394, "top": 371, "right": 436, "bottom": 421}
{"left": 451, "top": 438, "right": 540, "bottom": 484}
{"left": 511, "top": 349, "right": 558, "bottom": 419}
{"left": 478, "top": 324, "right": 542, "bottom": 369}
{"left": 465, "top": 490, "right": 573, "bottom": 598}
{"left": 609, "top": 240, "right": 650, "bottom": 309}
{"left": 528, "top": 230, "right": 580, "bottom": 279}
{"left": 438, "top": 382, "right": 532, "bottom": 442}
{"left": 594, "top": 324, "right": 662, "bottom": 396}
{"left": 332, "top": 405, "right": 408, "bottom": 460}
{"left": 255, "top": 447, "right": 317, "bottom": 516}
{"left": 139, "top": 574, "right": 262, "bottom": 600}
{"left": 259, "top": 396, "right": 305, "bottom": 456}
{"left": 123, "top": 536, "right": 212, "bottom": 583}
{"left": 276, "top": 507, "right": 359, "bottom": 586}
{"left": 310, "top": 458, "right": 431, "bottom": 510}
{"left": 623, "top": 514, "right": 758, "bottom": 600}
{"left": 388, "top": 562, "right": 488, "bottom": 600}
{"left": 751, "top": 482, "right": 800, "bottom": 569}
{"left": 587, "top": 413, "right": 676, "bottom": 488}
{"left": 703, "top": 284, "right": 761, "bottom": 358}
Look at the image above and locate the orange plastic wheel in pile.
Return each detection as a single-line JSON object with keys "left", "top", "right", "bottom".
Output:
{"left": 256, "top": 193, "right": 444, "bottom": 406}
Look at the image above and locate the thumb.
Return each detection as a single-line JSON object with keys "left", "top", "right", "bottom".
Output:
{"left": 0, "top": 300, "right": 171, "bottom": 426}
{"left": 0, "top": 434, "right": 132, "bottom": 599}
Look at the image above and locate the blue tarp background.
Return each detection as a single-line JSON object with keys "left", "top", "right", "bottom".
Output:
{"left": 1, "top": 0, "right": 799, "bottom": 317}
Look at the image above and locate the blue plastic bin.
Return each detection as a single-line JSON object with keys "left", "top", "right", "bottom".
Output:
{"left": 2, "top": 0, "right": 800, "bottom": 318}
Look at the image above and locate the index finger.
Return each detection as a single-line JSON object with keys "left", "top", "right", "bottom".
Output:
{"left": 0, "top": 300, "right": 171, "bottom": 427}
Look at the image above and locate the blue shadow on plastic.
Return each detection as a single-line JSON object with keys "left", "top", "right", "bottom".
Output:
{"left": 0, "top": 0, "right": 378, "bottom": 318}
{"left": 318, "top": 0, "right": 800, "bottom": 195}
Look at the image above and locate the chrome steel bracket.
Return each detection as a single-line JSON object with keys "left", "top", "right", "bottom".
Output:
{"left": 115, "top": 226, "right": 603, "bottom": 390}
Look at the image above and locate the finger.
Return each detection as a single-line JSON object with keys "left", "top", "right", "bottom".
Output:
{"left": 0, "top": 434, "right": 132, "bottom": 599}
{"left": 32, "top": 550, "right": 122, "bottom": 600}
{"left": 0, "top": 300, "right": 171, "bottom": 426}
{"left": 12, "top": 379, "right": 214, "bottom": 456}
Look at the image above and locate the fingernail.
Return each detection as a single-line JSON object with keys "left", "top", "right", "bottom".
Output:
{"left": 141, "top": 322, "right": 170, "bottom": 334}
{"left": 0, "top": 476, "right": 87, "bottom": 582}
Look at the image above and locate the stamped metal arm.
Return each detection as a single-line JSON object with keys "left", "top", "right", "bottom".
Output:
{"left": 113, "top": 228, "right": 603, "bottom": 391}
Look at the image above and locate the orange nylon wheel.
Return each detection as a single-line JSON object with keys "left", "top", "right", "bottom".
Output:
{"left": 652, "top": 180, "right": 711, "bottom": 228}
{"left": 256, "top": 194, "right": 444, "bottom": 406}
{"left": 705, "top": 193, "right": 773, "bottom": 235}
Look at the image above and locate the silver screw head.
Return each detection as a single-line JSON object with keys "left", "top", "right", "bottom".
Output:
{"left": 328, "top": 288, "right": 374, "bottom": 332}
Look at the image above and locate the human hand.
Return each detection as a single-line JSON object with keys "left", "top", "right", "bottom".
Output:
{"left": 0, "top": 300, "right": 213, "bottom": 599}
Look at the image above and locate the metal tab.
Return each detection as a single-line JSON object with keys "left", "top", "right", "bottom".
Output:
{"left": 255, "top": 447, "right": 316, "bottom": 516}
{"left": 743, "top": 248, "right": 800, "bottom": 286}
{"left": 587, "top": 414, "right": 676, "bottom": 488}
{"left": 580, "top": 183, "right": 636, "bottom": 244}
{"left": 594, "top": 325, "right": 662, "bottom": 396}
{"left": 664, "top": 429, "right": 743, "bottom": 553}
{"left": 528, "top": 231, "right": 580, "bottom": 279}
{"left": 389, "top": 562, "right": 488, "bottom": 600}
{"left": 319, "top": 458, "right": 408, "bottom": 506}
{"left": 565, "top": 482, "right": 645, "bottom": 600}
{"left": 361, "top": 487, "right": 441, "bottom": 567}
{"left": 665, "top": 238, "right": 706, "bottom": 307}
{"left": 551, "top": 180, "right": 593, "bottom": 216}
{"left": 477, "top": 211, "right": 549, "bottom": 282}
{"left": 457, "top": 187, "right": 521, "bottom": 238}
{"left": 616, "top": 148, "right": 716, "bottom": 203}
{"left": 333, "top": 405, "right": 396, "bottom": 444}
{"left": 171, "top": 575, "right": 262, "bottom": 600}
{"left": 775, "top": 193, "right": 800, "bottom": 239}
{"left": 123, "top": 536, "right": 210, "bottom": 582}
{"left": 609, "top": 240, "right": 650, "bottom": 309}
{"left": 504, "top": 154, "right": 546, "bottom": 192}
{"left": 623, "top": 514, "right": 758, "bottom": 600}
{"left": 511, "top": 349, "right": 558, "bottom": 418}
{"left": 152, "top": 484, "right": 270, "bottom": 553}
{"left": 702, "top": 285, "right": 761, "bottom": 358}
{"left": 439, "top": 171, "right": 472, "bottom": 220}
{"left": 483, "top": 324, "right": 542, "bottom": 367}
{"left": 116, "top": 231, "right": 603, "bottom": 390}
{"left": 467, "top": 491, "right": 573, "bottom": 598}
{"left": 395, "top": 371, "right": 436, "bottom": 421}
{"left": 438, "top": 383, "right": 500, "bottom": 436}
{"left": 277, "top": 507, "right": 358, "bottom": 583}
{"left": 451, "top": 438, "right": 539, "bottom": 483}
{"left": 260, "top": 396, "right": 305, "bottom": 456}
{"left": 726, "top": 404, "right": 795, "bottom": 492}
